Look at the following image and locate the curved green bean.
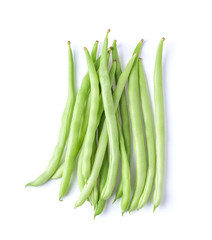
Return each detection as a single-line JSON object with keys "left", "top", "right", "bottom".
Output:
{"left": 77, "top": 48, "right": 112, "bottom": 150}
{"left": 52, "top": 41, "right": 100, "bottom": 179}
{"left": 137, "top": 58, "right": 156, "bottom": 210}
{"left": 74, "top": 52, "right": 137, "bottom": 208}
{"left": 153, "top": 38, "right": 165, "bottom": 212}
{"left": 128, "top": 42, "right": 147, "bottom": 212}
{"left": 81, "top": 47, "right": 100, "bottom": 181}
{"left": 99, "top": 30, "right": 119, "bottom": 200}
{"left": 116, "top": 113, "right": 131, "bottom": 215}
{"left": 112, "top": 41, "right": 131, "bottom": 201}
{"left": 114, "top": 40, "right": 144, "bottom": 202}
{"left": 89, "top": 135, "right": 98, "bottom": 206}
{"left": 59, "top": 56, "right": 101, "bottom": 200}
{"left": 54, "top": 49, "right": 111, "bottom": 183}
{"left": 26, "top": 41, "right": 76, "bottom": 187}
{"left": 94, "top": 145, "right": 109, "bottom": 218}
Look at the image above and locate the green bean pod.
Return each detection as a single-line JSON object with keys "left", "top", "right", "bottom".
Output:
{"left": 94, "top": 146, "right": 109, "bottom": 218}
{"left": 111, "top": 42, "right": 130, "bottom": 199}
{"left": 81, "top": 47, "right": 100, "bottom": 181}
{"left": 74, "top": 52, "right": 137, "bottom": 208}
{"left": 99, "top": 30, "right": 119, "bottom": 200}
{"left": 137, "top": 58, "right": 156, "bottom": 210}
{"left": 116, "top": 113, "right": 131, "bottom": 215}
{"left": 55, "top": 49, "right": 111, "bottom": 184}
{"left": 59, "top": 57, "right": 101, "bottom": 200}
{"left": 76, "top": 48, "right": 112, "bottom": 150}
{"left": 51, "top": 146, "right": 66, "bottom": 179}
{"left": 129, "top": 42, "right": 147, "bottom": 212}
{"left": 89, "top": 136, "right": 98, "bottom": 206}
{"left": 26, "top": 42, "right": 76, "bottom": 187}
{"left": 153, "top": 38, "right": 165, "bottom": 212}
{"left": 114, "top": 40, "right": 144, "bottom": 202}
{"left": 112, "top": 39, "right": 131, "bottom": 160}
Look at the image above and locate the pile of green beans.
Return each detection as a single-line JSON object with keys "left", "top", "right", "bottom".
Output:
{"left": 26, "top": 31, "right": 166, "bottom": 216}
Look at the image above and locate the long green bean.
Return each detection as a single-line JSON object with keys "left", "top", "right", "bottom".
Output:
{"left": 114, "top": 40, "right": 144, "bottom": 202}
{"left": 128, "top": 41, "right": 147, "bottom": 212}
{"left": 81, "top": 47, "right": 100, "bottom": 181}
{"left": 89, "top": 136, "right": 98, "bottom": 207}
{"left": 26, "top": 42, "right": 76, "bottom": 187}
{"left": 153, "top": 38, "right": 165, "bottom": 212}
{"left": 137, "top": 58, "right": 156, "bottom": 210}
{"left": 99, "top": 30, "right": 119, "bottom": 200}
{"left": 94, "top": 146, "right": 109, "bottom": 218}
{"left": 59, "top": 56, "right": 101, "bottom": 200}
{"left": 116, "top": 113, "right": 131, "bottom": 215}
{"left": 74, "top": 52, "right": 137, "bottom": 208}
{"left": 54, "top": 49, "right": 112, "bottom": 182}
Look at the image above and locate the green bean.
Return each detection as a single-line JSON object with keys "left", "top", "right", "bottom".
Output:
{"left": 81, "top": 47, "right": 100, "bottom": 182}
{"left": 80, "top": 53, "right": 115, "bottom": 186}
{"left": 77, "top": 148, "right": 85, "bottom": 192}
{"left": 96, "top": 59, "right": 117, "bottom": 125}
{"left": 137, "top": 58, "right": 156, "bottom": 210}
{"left": 112, "top": 40, "right": 131, "bottom": 201}
{"left": 99, "top": 30, "right": 119, "bottom": 200}
{"left": 90, "top": 61, "right": 116, "bottom": 208}
{"left": 113, "top": 39, "right": 143, "bottom": 202}
{"left": 89, "top": 137, "right": 98, "bottom": 207}
{"left": 94, "top": 145, "right": 109, "bottom": 218}
{"left": 59, "top": 56, "right": 101, "bottom": 200}
{"left": 51, "top": 163, "right": 64, "bottom": 179}
{"left": 91, "top": 41, "right": 99, "bottom": 63}
{"left": 77, "top": 48, "right": 112, "bottom": 150}
{"left": 153, "top": 38, "right": 165, "bottom": 212}
{"left": 77, "top": 135, "right": 97, "bottom": 205}
{"left": 128, "top": 42, "right": 147, "bottom": 212}
{"left": 74, "top": 52, "right": 137, "bottom": 208}
{"left": 54, "top": 49, "right": 111, "bottom": 183}
{"left": 116, "top": 113, "right": 131, "bottom": 215}
{"left": 51, "top": 146, "right": 66, "bottom": 179}
{"left": 26, "top": 41, "right": 76, "bottom": 187}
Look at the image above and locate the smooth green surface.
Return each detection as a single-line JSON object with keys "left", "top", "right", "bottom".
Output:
{"left": 89, "top": 137, "right": 98, "bottom": 207}
{"left": 128, "top": 41, "right": 147, "bottom": 212}
{"left": 26, "top": 42, "right": 76, "bottom": 187}
{"left": 81, "top": 48, "right": 99, "bottom": 181}
{"left": 91, "top": 41, "right": 99, "bottom": 63}
{"left": 116, "top": 114, "right": 131, "bottom": 215}
{"left": 59, "top": 56, "right": 101, "bottom": 200}
{"left": 94, "top": 116, "right": 109, "bottom": 218}
{"left": 112, "top": 40, "right": 131, "bottom": 161}
{"left": 153, "top": 38, "right": 165, "bottom": 212}
{"left": 74, "top": 52, "right": 137, "bottom": 208}
{"left": 99, "top": 30, "right": 119, "bottom": 200}
{"left": 113, "top": 41, "right": 143, "bottom": 202}
{"left": 137, "top": 59, "right": 156, "bottom": 210}
{"left": 52, "top": 50, "right": 112, "bottom": 182}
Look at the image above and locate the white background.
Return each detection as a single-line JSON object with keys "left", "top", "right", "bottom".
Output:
{"left": 0, "top": 0, "right": 212, "bottom": 239}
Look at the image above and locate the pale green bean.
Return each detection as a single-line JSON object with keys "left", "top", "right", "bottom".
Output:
{"left": 26, "top": 42, "right": 76, "bottom": 187}
{"left": 74, "top": 52, "right": 137, "bottom": 208}
{"left": 137, "top": 58, "right": 156, "bottom": 210}
{"left": 99, "top": 30, "right": 119, "bottom": 200}
{"left": 153, "top": 38, "right": 165, "bottom": 212}
{"left": 128, "top": 41, "right": 147, "bottom": 212}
